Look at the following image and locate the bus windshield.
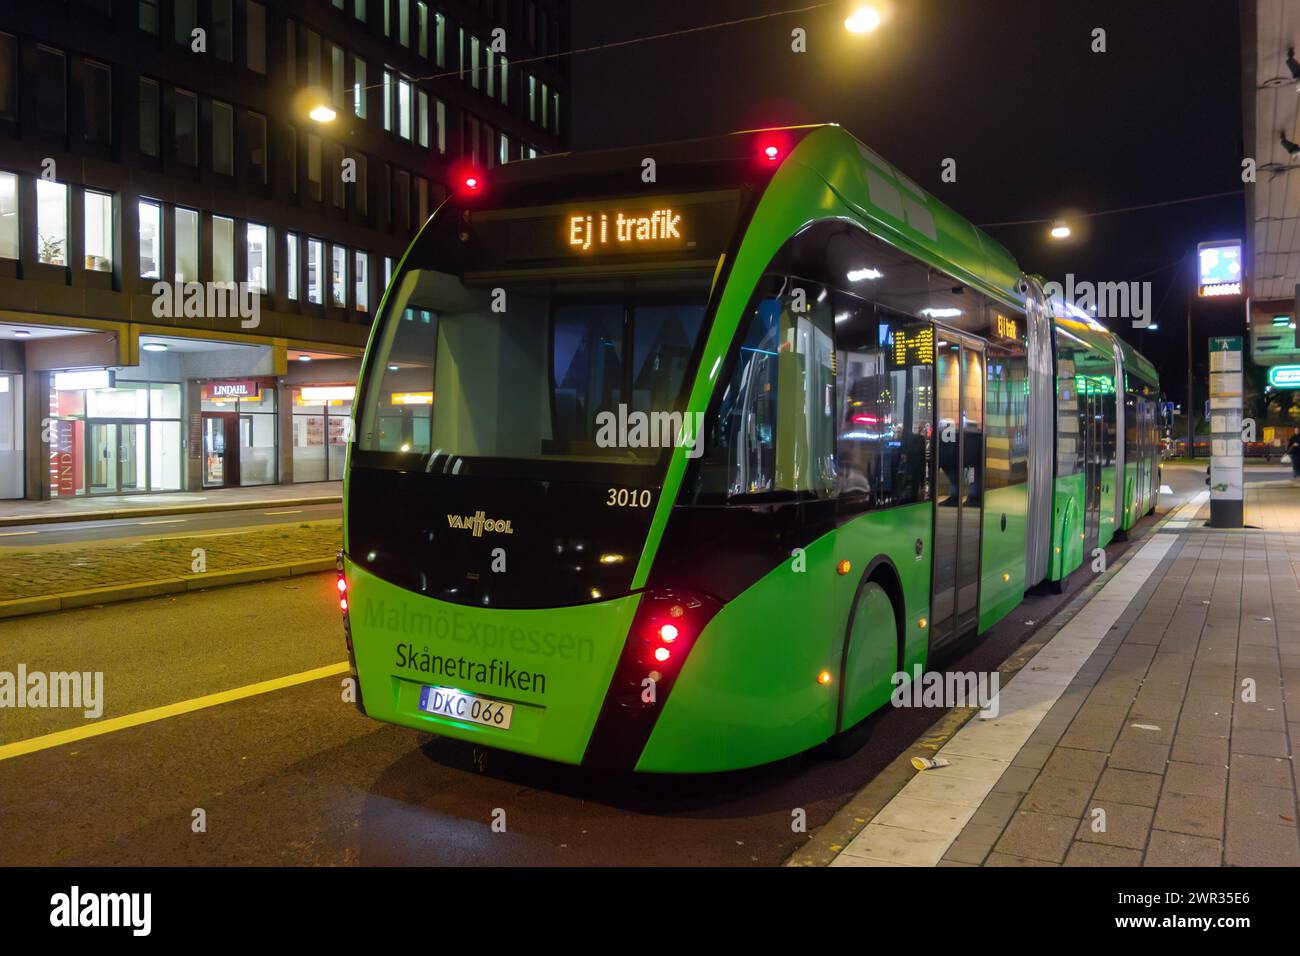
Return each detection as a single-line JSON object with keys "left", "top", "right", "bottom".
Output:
{"left": 356, "top": 195, "right": 739, "bottom": 476}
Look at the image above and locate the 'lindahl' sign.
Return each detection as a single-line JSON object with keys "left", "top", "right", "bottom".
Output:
{"left": 202, "top": 380, "right": 260, "bottom": 401}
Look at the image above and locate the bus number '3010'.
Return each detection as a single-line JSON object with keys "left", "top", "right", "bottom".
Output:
{"left": 606, "top": 488, "right": 654, "bottom": 508}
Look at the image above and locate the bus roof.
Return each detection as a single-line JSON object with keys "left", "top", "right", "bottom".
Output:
{"left": 488, "top": 124, "right": 1026, "bottom": 308}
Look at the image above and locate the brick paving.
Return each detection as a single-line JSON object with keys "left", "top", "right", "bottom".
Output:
{"left": 941, "top": 480, "right": 1300, "bottom": 866}
{"left": 0, "top": 521, "right": 341, "bottom": 601}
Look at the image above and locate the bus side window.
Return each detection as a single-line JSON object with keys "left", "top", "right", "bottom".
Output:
{"left": 834, "top": 288, "right": 933, "bottom": 512}
{"left": 692, "top": 277, "right": 836, "bottom": 501}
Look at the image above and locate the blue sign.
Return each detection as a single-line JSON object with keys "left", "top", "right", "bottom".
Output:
{"left": 1197, "top": 240, "right": 1242, "bottom": 297}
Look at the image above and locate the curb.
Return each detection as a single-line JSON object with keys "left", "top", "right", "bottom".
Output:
{"left": 0, "top": 496, "right": 341, "bottom": 529}
{"left": 0, "top": 557, "right": 337, "bottom": 619}
{"left": 784, "top": 510, "right": 1172, "bottom": 867}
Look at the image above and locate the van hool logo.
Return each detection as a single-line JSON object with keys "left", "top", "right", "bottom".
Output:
{"left": 446, "top": 510, "right": 514, "bottom": 537}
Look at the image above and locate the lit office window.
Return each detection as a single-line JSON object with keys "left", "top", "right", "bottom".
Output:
{"left": 354, "top": 250, "right": 368, "bottom": 312}
{"left": 286, "top": 233, "right": 299, "bottom": 300}
{"left": 331, "top": 245, "right": 346, "bottom": 308}
{"left": 398, "top": 77, "right": 412, "bottom": 140}
{"left": 352, "top": 56, "right": 367, "bottom": 119}
{"left": 486, "top": 49, "right": 495, "bottom": 98}
{"left": 500, "top": 56, "right": 509, "bottom": 106}
{"left": 138, "top": 199, "right": 161, "bottom": 278}
{"left": 470, "top": 36, "right": 481, "bottom": 90}
{"left": 418, "top": 2, "right": 428, "bottom": 58}
{"left": 0, "top": 172, "right": 17, "bottom": 260}
{"left": 382, "top": 70, "right": 393, "bottom": 132}
{"left": 354, "top": 0, "right": 366, "bottom": 22}
{"left": 212, "top": 215, "right": 235, "bottom": 283}
{"left": 84, "top": 190, "right": 113, "bottom": 272}
{"left": 528, "top": 75, "right": 535, "bottom": 123}
{"left": 307, "top": 238, "right": 323, "bottom": 304}
{"left": 436, "top": 99, "right": 446, "bottom": 153}
{"left": 399, "top": 0, "right": 410, "bottom": 47}
{"left": 175, "top": 207, "right": 199, "bottom": 281}
{"left": 213, "top": 101, "right": 234, "bottom": 176}
{"left": 36, "top": 180, "right": 68, "bottom": 266}
{"left": 418, "top": 91, "right": 429, "bottom": 148}
{"left": 499, "top": 133, "right": 510, "bottom": 165}
{"left": 435, "top": 14, "right": 445, "bottom": 67}
{"left": 246, "top": 223, "right": 268, "bottom": 293}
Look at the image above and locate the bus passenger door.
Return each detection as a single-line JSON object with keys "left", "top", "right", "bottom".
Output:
{"left": 1082, "top": 384, "right": 1102, "bottom": 557}
{"left": 930, "top": 333, "right": 984, "bottom": 654}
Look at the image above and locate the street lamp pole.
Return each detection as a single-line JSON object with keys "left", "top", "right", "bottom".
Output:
{"left": 1186, "top": 278, "right": 1194, "bottom": 459}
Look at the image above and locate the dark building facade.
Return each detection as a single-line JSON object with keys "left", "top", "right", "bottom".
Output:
{"left": 0, "top": 0, "right": 568, "bottom": 499}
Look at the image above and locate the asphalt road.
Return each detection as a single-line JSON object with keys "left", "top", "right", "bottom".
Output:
{"left": 0, "top": 468, "right": 1206, "bottom": 866}
{"left": 0, "top": 503, "right": 342, "bottom": 547}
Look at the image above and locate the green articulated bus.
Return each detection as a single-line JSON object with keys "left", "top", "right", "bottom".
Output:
{"left": 339, "top": 124, "right": 1161, "bottom": 773}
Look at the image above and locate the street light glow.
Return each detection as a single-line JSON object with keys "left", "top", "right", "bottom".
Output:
{"left": 309, "top": 104, "right": 337, "bottom": 123}
{"left": 845, "top": 7, "right": 881, "bottom": 33}
{"left": 1050, "top": 222, "right": 1072, "bottom": 239}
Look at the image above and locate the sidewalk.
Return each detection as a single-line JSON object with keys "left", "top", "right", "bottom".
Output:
{"left": 0, "top": 481, "right": 342, "bottom": 527}
{"left": 826, "top": 479, "right": 1300, "bottom": 867}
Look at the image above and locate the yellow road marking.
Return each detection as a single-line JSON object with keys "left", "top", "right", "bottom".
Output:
{"left": 0, "top": 661, "right": 350, "bottom": 763}
{"left": 0, "top": 531, "right": 39, "bottom": 537}
{"left": 263, "top": 509, "right": 304, "bottom": 515}
{"left": 132, "top": 519, "right": 187, "bottom": 525}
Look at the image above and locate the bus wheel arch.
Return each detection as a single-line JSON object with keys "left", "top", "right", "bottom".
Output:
{"left": 829, "top": 556, "right": 905, "bottom": 758}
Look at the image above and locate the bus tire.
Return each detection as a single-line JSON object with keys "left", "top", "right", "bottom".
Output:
{"left": 828, "top": 714, "right": 874, "bottom": 759}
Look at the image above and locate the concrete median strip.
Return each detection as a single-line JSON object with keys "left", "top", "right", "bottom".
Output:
{"left": 0, "top": 495, "right": 341, "bottom": 529}
{"left": 0, "top": 558, "right": 338, "bottom": 619}
{"left": 0, "top": 661, "right": 351, "bottom": 763}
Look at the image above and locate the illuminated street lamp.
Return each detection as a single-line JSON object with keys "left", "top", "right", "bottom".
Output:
{"left": 309, "top": 104, "right": 338, "bottom": 124}
{"left": 1049, "top": 221, "right": 1072, "bottom": 240}
{"left": 845, "top": 7, "right": 882, "bottom": 33}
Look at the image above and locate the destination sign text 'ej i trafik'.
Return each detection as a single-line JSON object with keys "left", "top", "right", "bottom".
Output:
{"left": 568, "top": 208, "right": 685, "bottom": 251}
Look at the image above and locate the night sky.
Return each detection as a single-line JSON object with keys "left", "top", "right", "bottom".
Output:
{"left": 569, "top": 0, "right": 1247, "bottom": 404}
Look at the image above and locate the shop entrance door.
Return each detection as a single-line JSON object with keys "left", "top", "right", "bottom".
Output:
{"left": 87, "top": 420, "right": 149, "bottom": 495}
{"left": 202, "top": 412, "right": 240, "bottom": 488}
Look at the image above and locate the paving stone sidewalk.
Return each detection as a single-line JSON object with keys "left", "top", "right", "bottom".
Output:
{"left": 942, "top": 516, "right": 1300, "bottom": 867}
{"left": 0, "top": 521, "right": 342, "bottom": 601}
